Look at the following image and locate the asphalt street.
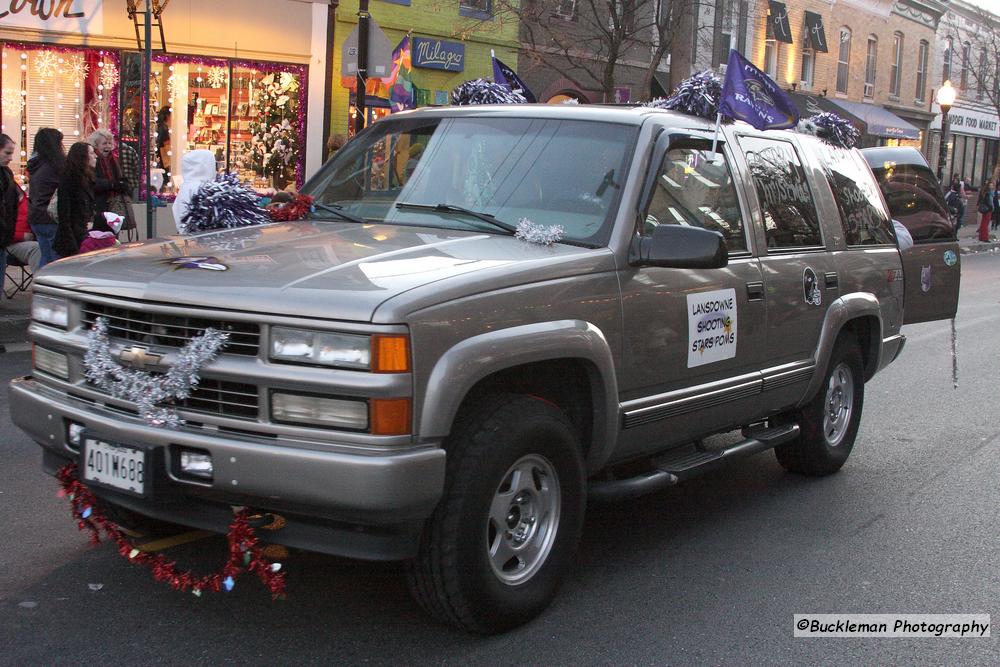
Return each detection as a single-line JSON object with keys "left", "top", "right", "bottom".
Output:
{"left": 1, "top": 254, "right": 997, "bottom": 665}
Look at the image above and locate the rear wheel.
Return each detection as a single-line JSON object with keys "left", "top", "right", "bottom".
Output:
{"left": 775, "top": 336, "right": 864, "bottom": 476}
{"left": 406, "top": 394, "right": 586, "bottom": 634}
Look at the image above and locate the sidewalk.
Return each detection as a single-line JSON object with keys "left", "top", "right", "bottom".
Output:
{"left": 954, "top": 211, "right": 1000, "bottom": 254}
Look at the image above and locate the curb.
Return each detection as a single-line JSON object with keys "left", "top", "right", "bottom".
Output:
{"left": 0, "top": 314, "right": 30, "bottom": 346}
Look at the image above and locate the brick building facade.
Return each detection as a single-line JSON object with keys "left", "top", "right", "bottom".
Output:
{"left": 747, "top": 0, "right": 946, "bottom": 150}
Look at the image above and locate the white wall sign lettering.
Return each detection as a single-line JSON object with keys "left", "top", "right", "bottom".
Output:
{"left": 687, "top": 288, "right": 738, "bottom": 368}
{"left": 930, "top": 104, "right": 1000, "bottom": 139}
{"left": 0, "top": 0, "right": 103, "bottom": 35}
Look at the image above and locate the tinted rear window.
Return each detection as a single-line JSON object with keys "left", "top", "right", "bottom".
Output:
{"left": 868, "top": 160, "right": 956, "bottom": 243}
{"left": 816, "top": 144, "right": 895, "bottom": 246}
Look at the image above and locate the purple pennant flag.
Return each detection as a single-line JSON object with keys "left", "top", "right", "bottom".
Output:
{"left": 492, "top": 55, "right": 536, "bottom": 103}
{"left": 719, "top": 49, "right": 799, "bottom": 131}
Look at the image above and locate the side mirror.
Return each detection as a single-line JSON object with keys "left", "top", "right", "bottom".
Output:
{"left": 629, "top": 224, "right": 729, "bottom": 269}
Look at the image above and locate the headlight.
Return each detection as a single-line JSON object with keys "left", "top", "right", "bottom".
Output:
{"left": 271, "top": 392, "right": 369, "bottom": 430}
{"left": 270, "top": 327, "right": 371, "bottom": 369}
{"left": 32, "top": 295, "right": 69, "bottom": 329}
{"left": 33, "top": 345, "right": 69, "bottom": 379}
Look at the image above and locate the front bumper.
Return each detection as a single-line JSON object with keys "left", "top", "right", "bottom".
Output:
{"left": 9, "top": 376, "right": 446, "bottom": 560}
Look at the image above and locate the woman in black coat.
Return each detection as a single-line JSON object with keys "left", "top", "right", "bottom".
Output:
{"left": 53, "top": 142, "right": 98, "bottom": 258}
{"left": 26, "top": 127, "right": 64, "bottom": 267}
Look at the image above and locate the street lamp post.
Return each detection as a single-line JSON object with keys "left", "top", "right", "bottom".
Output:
{"left": 936, "top": 80, "right": 956, "bottom": 183}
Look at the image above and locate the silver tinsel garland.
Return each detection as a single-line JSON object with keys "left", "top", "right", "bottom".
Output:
{"left": 452, "top": 79, "right": 527, "bottom": 105}
{"left": 515, "top": 218, "right": 564, "bottom": 246}
{"left": 83, "top": 318, "right": 229, "bottom": 429}
{"left": 181, "top": 174, "right": 271, "bottom": 234}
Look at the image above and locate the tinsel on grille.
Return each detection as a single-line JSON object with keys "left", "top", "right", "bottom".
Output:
{"left": 646, "top": 71, "right": 723, "bottom": 120}
{"left": 452, "top": 79, "right": 527, "bottom": 106}
{"left": 180, "top": 174, "right": 271, "bottom": 234}
{"left": 796, "top": 113, "right": 861, "bottom": 149}
{"left": 57, "top": 464, "right": 286, "bottom": 599}
{"left": 515, "top": 218, "right": 564, "bottom": 246}
{"left": 82, "top": 317, "right": 229, "bottom": 429}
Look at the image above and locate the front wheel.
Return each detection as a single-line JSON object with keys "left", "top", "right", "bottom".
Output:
{"left": 775, "top": 336, "right": 865, "bottom": 476}
{"left": 406, "top": 394, "right": 586, "bottom": 634}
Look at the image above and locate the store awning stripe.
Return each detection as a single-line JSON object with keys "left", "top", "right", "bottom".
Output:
{"left": 785, "top": 91, "right": 866, "bottom": 130}
{"left": 804, "top": 11, "right": 828, "bottom": 53}
{"left": 827, "top": 98, "right": 921, "bottom": 139}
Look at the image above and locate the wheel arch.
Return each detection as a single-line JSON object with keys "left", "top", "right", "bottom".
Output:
{"left": 798, "top": 293, "right": 883, "bottom": 407}
{"left": 418, "top": 320, "right": 619, "bottom": 472}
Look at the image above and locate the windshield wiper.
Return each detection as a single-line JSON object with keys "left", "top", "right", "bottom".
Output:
{"left": 395, "top": 202, "right": 517, "bottom": 235}
{"left": 310, "top": 202, "right": 369, "bottom": 224}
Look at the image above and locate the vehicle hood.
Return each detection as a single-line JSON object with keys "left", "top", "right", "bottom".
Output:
{"left": 36, "top": 221, "right": 598, "bottom": 322}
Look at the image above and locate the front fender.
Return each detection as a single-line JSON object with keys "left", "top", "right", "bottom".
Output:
{"left": 417, "top": 320, "right": 619, "bottom": 472}
{"left": 799, "top": 292, "right": 883, "bottom": 406}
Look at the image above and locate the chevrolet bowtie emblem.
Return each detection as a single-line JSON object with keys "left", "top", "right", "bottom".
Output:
{"left": 119, "top": 346, "right": 162, "bottom": 370}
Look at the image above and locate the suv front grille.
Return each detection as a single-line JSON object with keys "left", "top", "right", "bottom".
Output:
{"left": 83, "top": 378, "right": 260, "bottom": 421}
{"left": 81, "top": 302, "right": 261, "bottom": 356}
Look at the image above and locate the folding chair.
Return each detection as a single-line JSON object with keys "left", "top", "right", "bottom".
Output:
{"left": 3, "top": 250, "right": 33, "bottom": 299}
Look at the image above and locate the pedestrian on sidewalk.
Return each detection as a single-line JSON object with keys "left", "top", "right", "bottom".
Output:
{"left": 53, "top": 142, "right": 99, "bottom": 258}
{"left": 976, "top": 179, "right": 994, "bottom": 242}
{"left": 1, "top": 135, "right": 41, "bottom": 296}
{"left": 26, "top": 128, "right": 65, "bottom": 267}
{"left": 88, "top": 129, "right": 136, "bottom": 234}
{"left": 993, "top": 185, "right": 1000, "bottom": 231}
{"left": 948, "top": 176, "right": 966, "bottom": 230}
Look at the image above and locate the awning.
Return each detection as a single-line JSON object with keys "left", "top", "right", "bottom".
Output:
{"left": 785, "top": 91, "right": 865, "bottom": 130}
{"left": 804, "top": 11, "right": 828, "bottom": 52}
{"left": 651, "top": 71, "right": 671, "bottom": 99}
{"left": 768, "top": 1, "right": 794, "bottom": 44}
{"left": 826, "top": 98, "right": 921, "bottom": 139}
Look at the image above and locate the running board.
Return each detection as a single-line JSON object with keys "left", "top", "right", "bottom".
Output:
{"left": 588, "top": 423, "right": 800, "bottom": 504}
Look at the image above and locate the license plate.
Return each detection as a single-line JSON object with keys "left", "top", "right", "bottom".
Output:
{"left": 82, "top": 438, "right": 146, "bottom": 496}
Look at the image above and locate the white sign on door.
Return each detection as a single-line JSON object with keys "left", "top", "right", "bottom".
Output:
{"left": 687, "top": 288, "right": 738, "bottom": 368}
{"left": 0, "top": 0, "right": 104, "bottom": 35}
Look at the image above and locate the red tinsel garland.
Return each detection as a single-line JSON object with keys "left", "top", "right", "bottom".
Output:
{"left": 268, "top": 194, "right": 314, "bottom": 222}
{"left": 56, "top": 463, "right": 286, "bottom": 599}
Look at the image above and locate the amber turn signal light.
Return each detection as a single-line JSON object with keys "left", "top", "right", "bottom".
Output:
{"left": 372, "top": 335, "right": 410, "bottom": 373}
{"left": 370, "top": 398, "right": 411, "bottom": 435}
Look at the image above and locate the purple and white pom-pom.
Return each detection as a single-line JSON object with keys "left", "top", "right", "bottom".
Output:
{"left": 647, "top": 71, "right": 722, "bottom": 120}
{"left": 515, "top": 218, "right": 564, "bottom": 246}
{"left": 797, "top": 112, "right": 860, "bottom": 149}
{"left": 452, "top": 78, "right": 528, "bottom": 106}
{"left": 181, "top": 173, "right": 271, "bottom": 234}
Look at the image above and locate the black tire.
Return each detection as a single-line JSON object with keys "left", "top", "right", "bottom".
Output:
{"left": 406, "top": 394, "right": 586, "bottom": 634}
{"left": 774, "top": 335, "right": 864, "bottom": 476}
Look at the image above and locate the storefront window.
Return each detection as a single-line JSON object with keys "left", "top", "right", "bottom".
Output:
{"left": 1, "top": 43, "right": 119, "bottom": 182}
{"left": 122, "top": 52, "right": 306, "bottom": 197}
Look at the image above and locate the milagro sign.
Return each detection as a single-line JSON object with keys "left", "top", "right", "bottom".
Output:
{"left": 412, "top": 37, "right": 464, "bottom": 72}
{"left": 0, "top": 0, "right": 103, "bottom": 34}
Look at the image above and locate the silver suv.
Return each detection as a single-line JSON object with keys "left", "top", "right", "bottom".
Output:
{"left": 9, "top": 105, "right": 960, "bottom": 633}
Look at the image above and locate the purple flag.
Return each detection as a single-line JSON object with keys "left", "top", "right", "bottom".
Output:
{"left": 492, "top": 55, "right": 536, "bottom": 103}
{"left": 719, "top": 49, "right": 799, "bottom": 131}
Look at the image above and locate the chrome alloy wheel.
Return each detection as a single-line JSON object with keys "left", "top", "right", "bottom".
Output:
{"left": 823, "top": 361, "right": 855, "bottom": 447}
{"left": 487, "top": 454, "right": 561, "bottom": 585}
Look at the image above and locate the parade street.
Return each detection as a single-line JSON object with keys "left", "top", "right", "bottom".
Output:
{"left": 1, "top": 252, "right": 997, "bottom": 665}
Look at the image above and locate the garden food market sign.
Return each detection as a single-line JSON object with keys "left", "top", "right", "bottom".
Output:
{"left": 0, "top": 0, "right": 103, "bottom": 34}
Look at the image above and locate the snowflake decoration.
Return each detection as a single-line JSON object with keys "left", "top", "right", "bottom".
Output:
{"left": 99, "top": 62, "right": 119, "bottom": 90}
{"left": 32, "top": 50, "right": 61, "bottom": 79}
{"left": 207, "top": 66, "right": 228, "bottom": 89}
{"left": 1, "top": 87, "right": 24, "bottom": 115}
{"left": 166, "top": 74, "right": 179, "bottom": 100}
{"left": 67, "top": 54, "right": 89, "bottom": 80}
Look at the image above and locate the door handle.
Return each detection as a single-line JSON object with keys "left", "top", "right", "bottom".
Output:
{"left": 746, "top": 281, "right": 764, "bottom": 301}
{"left": 824, "top": 272, "right": 839, "bottom": 289}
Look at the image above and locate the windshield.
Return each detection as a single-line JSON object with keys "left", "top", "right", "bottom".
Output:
{"left": 303, "top": 115, "right": 638, "bottom": 245}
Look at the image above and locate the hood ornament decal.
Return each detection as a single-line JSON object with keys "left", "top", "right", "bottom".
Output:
{"left": 161, "top": 256, "right": 229, "bottom": 271}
